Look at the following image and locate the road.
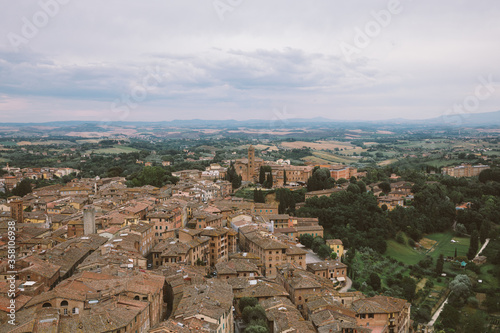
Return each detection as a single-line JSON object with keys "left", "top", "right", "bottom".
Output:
{"left": 304, "top": 248, "right": 323, "bottom": 264}
{"left": 476, "top": 238, "right": 490, "bottom": 258}
{"left": 340, "top": 276, "right": 352, "bottom": 292}
{"left": 428, "top": 297, "right": 448, "bottom": 326}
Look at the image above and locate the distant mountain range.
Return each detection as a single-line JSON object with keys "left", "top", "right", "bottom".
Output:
{"left": 3, "top": 110, "right": 500, "bottom": 128}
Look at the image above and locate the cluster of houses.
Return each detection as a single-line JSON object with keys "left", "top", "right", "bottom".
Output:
{"left": 0, "top": 165, "right": 80, "bottom": 192}
{"left": 0, "top": 155, "right": 413, "bottom": 332}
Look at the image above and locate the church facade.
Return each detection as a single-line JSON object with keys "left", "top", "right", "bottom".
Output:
{"left": 234, "top": 145, "right": 264, "bottom": 182}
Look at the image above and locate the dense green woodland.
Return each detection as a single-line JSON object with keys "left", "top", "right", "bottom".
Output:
{"left": 297, "top": 169, "right": 500, "bottom": 254}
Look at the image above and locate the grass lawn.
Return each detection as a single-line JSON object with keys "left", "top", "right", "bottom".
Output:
{"left": 425, "top": 232, "right": 470, "bottom": 259}
{"left": 386, "top": 232, "right": 472, "bottom": 264}
{"left": 385, "top": 239, "right": 425, "bottom": 265}
{"left": 476, "top": 264, "right": 500, "bottom": 289}
{"left": 234, "top": 187, "right": 273, "bottom": 200}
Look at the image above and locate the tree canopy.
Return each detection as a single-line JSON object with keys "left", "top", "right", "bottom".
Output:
{"left": 306, "top": 167, "right": 335, "bottom": 192}
{"left": 126, "top": 166, "right": 178, "bottom": 187}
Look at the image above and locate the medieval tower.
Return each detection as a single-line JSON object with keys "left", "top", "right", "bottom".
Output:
{"left": 83, "top": 206, "right": 96, "bottom": 235}
{"left": 248, "top": 145, "right": 255, "bottom": 181}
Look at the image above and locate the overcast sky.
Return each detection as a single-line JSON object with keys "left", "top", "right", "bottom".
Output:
{"left": 0, "top": 0, "right": 499, "bottom": 123}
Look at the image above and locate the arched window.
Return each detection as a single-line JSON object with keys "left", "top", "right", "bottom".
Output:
{"left": 60, "top": 300, "right": 68, "bottom": 307}
{"left": 134, "top": 296, "right": 140, "bottom": 300}
{"left": 42, "top": 303, "right": 52, "bottom": 308}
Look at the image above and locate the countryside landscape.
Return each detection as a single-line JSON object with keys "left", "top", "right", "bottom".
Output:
{"left": 1, "top": 116, "right": 500, "bottom": 332}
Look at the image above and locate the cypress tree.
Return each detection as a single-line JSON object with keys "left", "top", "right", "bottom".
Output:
{"left": 436, "top": 254, "right": 444, "bottom": 275}
{"left": 259, "top": 166, "right": 265, "bottom": 184}
{"left": 479, "top": 221, "right": 490, "bottom": 244}
{"left": 467, "top": 230, "right": 479, "bottom": 260}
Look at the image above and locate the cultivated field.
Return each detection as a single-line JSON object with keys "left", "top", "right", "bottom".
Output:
{"left": 16, "top": 140, "right": 76, "bottom": 146}
{"left": 89, "top": 145, "right": 140, "bottom": 154}
{"left": 281, "top": 140, "right": 354, "bottom": 150}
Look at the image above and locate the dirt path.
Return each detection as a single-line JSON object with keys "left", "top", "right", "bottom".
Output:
{"left": 428, "top": 297, "right": 448, "bottom": 326}
{"left": 475, "top": 238, "right": 490, "bottom": 258}
{"left": 340, "top": 276, "right": 352, "bottom": 292}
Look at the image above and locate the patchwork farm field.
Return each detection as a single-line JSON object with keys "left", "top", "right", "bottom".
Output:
{"left": 16, "top": 140, "right": 76, "bottom": 146}
{"left": 281, "top": 140, "right": 355, "bottom": 150}
{"left": 89, "top": 145, "right": 140, "bottom": 154}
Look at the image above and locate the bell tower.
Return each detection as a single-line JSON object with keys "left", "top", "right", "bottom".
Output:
{"left": 248, "top": 145, "right": 255, "bottom": 180}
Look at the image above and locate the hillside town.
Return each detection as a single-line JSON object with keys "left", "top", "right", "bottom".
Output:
{"left": 0, "top": 146, "right": 422, "bottom": 333}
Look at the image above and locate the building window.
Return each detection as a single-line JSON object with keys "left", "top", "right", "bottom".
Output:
{"left": 60, "top": 300, "right": 68, "bottom": 307}
{"left": 72, "top": 307, "right": 79, "bottom": 314}
{"left": 368, "top": 314, "right": 374, "bottom": 318}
